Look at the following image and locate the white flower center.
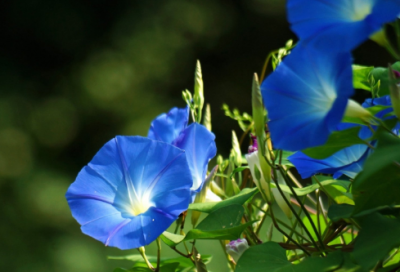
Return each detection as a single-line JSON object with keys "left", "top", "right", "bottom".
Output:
{"left": 129, "top": 196, "right": 151, "bottom": 216}
{"left": 351, "top": 3, "right": 372, "bottom": 21}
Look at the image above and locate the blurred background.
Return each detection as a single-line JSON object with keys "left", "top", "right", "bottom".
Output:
{"left": 0, "top": 0, "right": 393, "bottom": 271}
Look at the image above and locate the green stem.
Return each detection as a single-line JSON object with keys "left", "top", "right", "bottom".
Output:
{"left": 252, "top": 202, "right": 312, "bottom": 244}
{"left": 156, "top": 237, "right": 161, "bottom": 272}
{"left": 288, "top": 196, "right": 306, "bottom": 240}
{"left": 277, "top": 166, "right": 325, "bottom": 252}
{"left": 290, "top": 217, "right": 302, "bottom": 243}
{"left": 255, "top": 203, "right": 269, "bottom": 235}
{"left": 312, "top": 176, "right": 335, "bottom": 203}
{"left": 220, "top": 240, "right": 236, "bottom": 271}
{"left": 318, "top": 192, "right": 329, "bottom": 227}
{"left": 267, "top": 223, "right": 274, "bottom": 241}
{"left": 138, "top": 247, "right": 155, "bottom": 271}
{"left": 282, "top": 165, "right": 317, "bottom": 206}
{"left": 316, "top": 189, "right": 321, "bottom": 237}
{"left": 262, "top": 208, "right": 312, "bottom": 244}
{"left": 268, "top": 202, "right": 311, "bottom": 256}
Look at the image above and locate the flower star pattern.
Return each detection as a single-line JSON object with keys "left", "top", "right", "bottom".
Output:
{"left": 66, "top": 136, "right": 193, "bottom": 250}
{"left": 148, "top": 106, "right": 217, "bottom": 197}
{"left": 288, "top": 0, "right": 400, "bottom": 51}
{"left": 261, "top": 43, "right": 353, "bottom": 151}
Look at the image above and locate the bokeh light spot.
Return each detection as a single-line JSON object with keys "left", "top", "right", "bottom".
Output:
{"left": 29, "top": 98, "right": 78, "bottom": 147}
{"left": 0, "top": 128, "right": 32, "bottom": 178}
{"left": 81, "top": 51, "right": 134, "bottom": 102}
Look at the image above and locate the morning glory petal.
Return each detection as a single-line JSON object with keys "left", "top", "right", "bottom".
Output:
{"left": 288, "top": 95, "right": 398, "bottom": 179}
{"left": 261, "top": 43, "right": 353, "bottom": 151}
{"left": 289, "top": 143, "right": 369, "bottom": 179}
{"left": 174, "top": 123, "right": 217, "bottom": 193}
{"left": 287, "top": 0, "right": 400, "bottom": 51}
{"left": 66, "top": 136, "right": 192, "bottom": 249}
{"left": 148, "top": 106, "right": 190, "bottom": 143}
{"left": 104, "top": 207, "right": 176, "bottom": 250}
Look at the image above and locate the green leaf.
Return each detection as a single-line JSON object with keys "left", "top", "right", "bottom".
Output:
{"left": 184, "top": 222, "right": 254, "bottom": 241}
{"left": 370, "top": 62, "right": 400, "bottom": 96}
{"left": 235, "top": 242, "right": 290, "bottom": 272}
{"left": 352, "top": 132, "right": 400, "bottom": 215}
{"left": 353, "top": 64, "right": 374, "bottom": 91}
{"left": 161, "top": 205, "right": 254, "bottom": 246}
{"left": 188, "top": 187, "right": 258, "bottom": 213}
{"left": 334, "top": 252, "right": 363, "bottom": 272}
{"left": 377, "top": 264, "right": 400, "bottom": 272}
{"left": 328, "top": 204, "right": 354, "bottom": 222}
{"left": 184, "top": 204, "right": 254, "bottom": 241}
{"left": 324, "top": 184, "right": 354, "bottom": 205}
{"left": 342, "top": 116, "right": 369, "bottom": 126}
{"left": 278, "top": 251, "right": 343, "bottom": 272}
{"left": 366, "top": 105, "right": 392, "bottom": 116}
{"left": 271, "top": 179, "right": 349, "bottom": 196}
{"left": 302, "top": 127, "right": 365, "bottom": 159}
{"left": 352, "top": 213, "right": 400, "bottom": 271}
{"left": 110, "top": 255, "right": 212, "bottom": 272}
{"left": 160, "top": 231, "right": 185, "bottom": 247}
{"left": 196, "top": 204, "right": 243, "bottom": 230}
{"left": 383, "top": 248, "right": 400, "bottom": 267}
{"left": 236, "top": 242, "right": 344, "bottom": 272}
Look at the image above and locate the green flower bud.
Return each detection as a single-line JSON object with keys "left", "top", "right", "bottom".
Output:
{"left": 370, "top": 28, "right": 390, "bottom": 47}
{"left": 245, "top": 151, "right": 271, "bottom": 201}
{"left": 203, "top": 103, "right": 212, "bottom": 131}
{"left": 344, "top": 99, "right": 372, "bottom": 121}
{"left": 271, "top": 172, "right": 292, "bottom": 219}
{"left": 231, "top": 130, "right": 242, "bottom": 166}
{"left": 194, "top": 60, "right": 204, "bottom": 122}
{"left": 252, "top": 74, "right": 266, "bottom": 155}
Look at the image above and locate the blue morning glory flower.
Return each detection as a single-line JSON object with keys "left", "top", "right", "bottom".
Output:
{"left": 261, "top": 43, "right": 354, "bottom": 151}
{"left": 289, "top": 95, "right": 398, "bottom": 179}
{"left": 148, "top": 107, "right": 217, "bottom": 196}
{"left": 66, "top": 136, "right": 193, "bottom": 250}
{"left": 287, "top": 0, "right": 400, "bottom": 51}
{"left": 289, "top": 122, "right": 371, "bottom": 179}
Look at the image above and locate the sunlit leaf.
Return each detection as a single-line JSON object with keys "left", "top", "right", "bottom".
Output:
{"left": 352, "top": 64, "right": 374, "bottom": 91}
{"left": 188, "top": 188, "right": 258, "bottom": 213}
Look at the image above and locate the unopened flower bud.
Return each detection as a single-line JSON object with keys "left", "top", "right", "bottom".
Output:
{"left": 252, "top": 74, "right": 267, "bottom": 155}
{"left": 226, "top": 238, "right": 249, "bottom": 263}
{"left": 245, "top": 151, "right": 271, "bottom": 201}
{"left": 370, "top": 28, "right": 390, "bottom": 47}
{"left": 345, "top": 99, "right": 372, "bottom": 121}
{"left": 248, "top": 134, "right": 258, "bottom": 154}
